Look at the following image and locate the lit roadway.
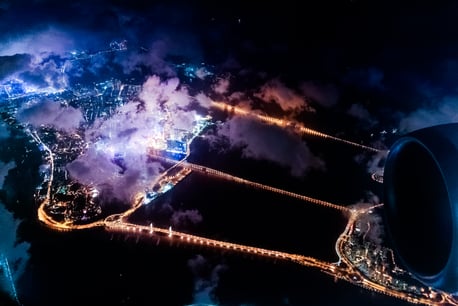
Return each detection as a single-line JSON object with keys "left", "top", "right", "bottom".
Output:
{"left": 210, "top": 101, "right": 382, "bottom": 153}
{"left": 103, "top": 205, "right": 457, "bottom": 306}
{"left": 33, "top": 130, "right": 458, "bottom": 305}
{"left": 151, "top": 154, "right": 350, "bottom": 213}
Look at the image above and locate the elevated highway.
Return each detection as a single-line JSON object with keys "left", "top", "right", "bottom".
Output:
{"left": 211, "top": 101, "right": 381, "bottom": 153}
{"left": 151, "top": 154, "right": 350, "bottom": 213}
{"left": 105, "top": 215, "right": 456, "bottom": 306}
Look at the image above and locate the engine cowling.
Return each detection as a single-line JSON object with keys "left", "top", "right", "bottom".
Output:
{"left": 384, "top": 123, "right": 458, "bottom": 292}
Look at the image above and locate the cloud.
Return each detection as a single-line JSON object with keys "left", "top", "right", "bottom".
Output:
{"left": 254, "top": 79, "right": 314, "bottom": 114}
{"left": 0, "top": 54, "right": 33, "bottom": 81}
{"left": 0, "top": 28, "right": 74, "bottom": 57}
{"left": 171, "top": 209, "right": 203, "bottom": 227}
{"left": 346, "top": 103, "right": 378, "bottom": 127}
{"left": 348, "top": 193, "right": 384, "bottom": 245}
{"left": 357, "top": 208, "right": 385, "bottom": 245}
{"left": 0, "top": 203, "right": 30, "bottom": 282}
{"left": 67, "top": 144, "right": 164, "bottom": 204}
{"left": 210, "top": 116, "right": 325, "bottom": 177}
{"left": 0, "top": 161, "right": 29, "bottom": 291}
{"left": 19, "top": 58, "right": 68, "bottom": 90}
{"left": 0, "top": 201, "right": 30, "bottom": 301}
{"left": 0, "top": 161, "right": 15, "bottom": 189}
{"left": 114, "top": 40, "right": 177, "bottom": 77}
{"left": 138, "top": 75, "right": 200, "bottom": 130}
{"left": 0, "top": 122, "right": 10, "bottom": 140}
{"left": 0, "top": 52, "right": 67, "bottom": 90}
{"left": 146, "top": 199, "right": 204, "bottom": 230}
{"left": 17, "top": 99, "right": 84, "bottom": 132}
{"left": 212, "top": 78, "right": 230, "bottom": 95}
{"left": 354, "top": 149, "right": 388, "bottom": 178}
{"left": 299, "top": 81, "right": 339, "bottom": 108}
{"left": 187, "top": 255, "right": 227, "bottom": 306}
{"left": 67, "top": 75, "right": 212, "bottom": 203}
{"left": 398, "top": 96, "right": 458, "bottom": 133}
{"left": 220, "top": 91, "right": 251, "bottom": 109}
{"left": 347, "top": 103, "right": 370, "bottom": 120}
{"left": 195, "top": 92, "right": 213, "bottom": 109}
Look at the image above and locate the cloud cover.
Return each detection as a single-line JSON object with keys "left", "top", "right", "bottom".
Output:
{"left": 187, "top": 255, "right": 227, "bottom": 306}
{"left": 66, "top": 75, "right": 206, "bottom": 203}
{"left": 0, "top": 161, "right": 30, "bottom": 289}
{"left": 211, "top": 116, "right": 325, "bottom": 177}
{"left": 17, "top": 99, "right": 84, "bottom": 132}
{"left": 398, "top": 97, "right": 458, "bottom": 133}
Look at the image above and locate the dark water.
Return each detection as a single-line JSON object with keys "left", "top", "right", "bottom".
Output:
{"left": 0, "top": 127, "right": 411, "bottom": 306}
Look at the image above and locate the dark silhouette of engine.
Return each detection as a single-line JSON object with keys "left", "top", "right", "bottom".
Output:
{"left": 384, "top": 123, "right": 458, "bottom": 293}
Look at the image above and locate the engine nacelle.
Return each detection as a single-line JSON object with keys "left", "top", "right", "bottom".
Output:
{"left": 384, "top": 123, "right": 458, "bottom": 292}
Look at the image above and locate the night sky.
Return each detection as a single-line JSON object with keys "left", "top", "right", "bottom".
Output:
{"left": 1, "top": 0, "right": 458, "bottom": 305}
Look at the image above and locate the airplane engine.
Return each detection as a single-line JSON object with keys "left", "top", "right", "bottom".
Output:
{"left": 384, "top": 123, "right": 458, "bottom": 293}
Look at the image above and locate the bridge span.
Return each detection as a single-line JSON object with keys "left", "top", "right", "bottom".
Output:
{"left": 151, "top": 155, "right": 350, "bottom": 213}
{"left": 105, "top": 218, "right": 456, "bottom": 306}
{"left": 105, "top": 220, "right": 332, "bottom": 269}
{"left": 211, "top": 101, "right": 380, "bottom": 153}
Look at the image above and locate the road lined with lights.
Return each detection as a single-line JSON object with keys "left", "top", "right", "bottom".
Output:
{"left": 103, "top": 206, "right": 456, "bottom": 306}
{"left": 150, "top": 154, "right": 350, "bottom": 212}
{"left": 185, "top": 162, "right": 350, "bottom": 212}
{"left": 211, "top": 101, "right": 381, "bottom": 153}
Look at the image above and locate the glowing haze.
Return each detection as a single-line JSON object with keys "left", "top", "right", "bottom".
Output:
{"left": 67, "top": 75, "right": 200, "bottom": 202}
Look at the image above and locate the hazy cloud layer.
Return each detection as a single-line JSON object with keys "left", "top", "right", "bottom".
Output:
{"left": 254, "top": 79, "right": 314, "bottom": 114}
{"left": 0, "top": 122, "right": 10, "bottom": 140}
{"left": 0, "top": 203, "right": 30, "bottom": 283}
{"left": 212, "top": 78, "right": 230, "bottom": 95}
{"left": 17, "top": 99, "right": 84, "bottom": 132}
{"left": 188, "top": 255, "right": 227, "bottom": 306}
{"left": 398, "top": 97, "right": 458, "bottom": 133}
{"left": 171, "top": 209, "right": 203, "bottom": 227}
{"left": 354, "top": 149, "right": 388, "bottom": 178}
{"left": 212, "top": 116, "right": 325, "bottom": 177}
{"left": 67, "top": 147, "right": 164, "bottom": 203}
{"left": 0, "top": 161, "right": 29, "bottom": 287}
{"left": 0, "top": 28, "right": 75, "bottom": 57}
{"left": 0, "top": 54, "right": 33, "bottom": 81}
{"left": 0, "top": 161, "right": 15, "bottom": 188}
{"left": 114, "top": 40, "right": 177, "bottom": 77}
{"left": 346, "top": 103, "right": 378, "bottom": 128}
{"left": 300, "top": 81, "right": 339, "bottom": 108}
{"left": 67, "top": 75, "right": 210, "bottom": 203}
{"left": 349, "top": 193, "right": 384, "bottom": 245}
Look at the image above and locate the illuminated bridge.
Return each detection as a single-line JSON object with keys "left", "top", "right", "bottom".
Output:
{"left": 211, "top": 101, "right": 381, "bottom": 153}
{"left": 104, "top": 217, "right": 453, "bottom": 306}
{"left": 150, "top": 154, "right": 350, "bottom": 213}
